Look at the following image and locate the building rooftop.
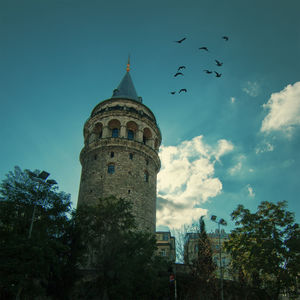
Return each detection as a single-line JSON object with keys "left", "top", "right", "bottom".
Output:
{"left": 111, "top": 70, "right": 142, "bottom": 103}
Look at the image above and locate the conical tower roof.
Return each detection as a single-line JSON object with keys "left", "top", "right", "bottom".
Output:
{"left": 111, "top": 59, "right": 142, "bottom": 103}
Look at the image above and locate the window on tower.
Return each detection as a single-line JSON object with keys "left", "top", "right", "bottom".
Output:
{"left": 112, "top": 128, "right": 119, "bottom": 138}
{"left": 126, "top": 121, "right": 138, "bottom": 141}
{"left": 144, "top": 171, "right": 149, "bottom": 182}
{"left": 129, "top": 153, "right": 133, "bottom": 160}
{"left": 143, "top": 128, "right": 152, "bottom": 146}
{"left": 108, "top": 164, "right": 115, "bottom": 174}
{"left": 127, "top": 130, "right": 134, "bottom": 140}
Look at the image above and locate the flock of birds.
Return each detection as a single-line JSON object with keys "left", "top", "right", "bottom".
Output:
{"left": 170, "top": 36, "right": 229, "bottom": 95}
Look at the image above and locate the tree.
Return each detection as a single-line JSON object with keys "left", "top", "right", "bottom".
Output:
{"left": 174, "top": 217, "right": 216, "bottom": 299}
{"left": 224, "top": 201, "right": 300, "bottom": 300}
{"left": 75, "top": 196, "right": 171, "bottom": 300}
{"left": 186, "top": 217, "right": 216, "bottom": 283}
{"left": 0, "top": 166, "right": 76, "bottom": 299}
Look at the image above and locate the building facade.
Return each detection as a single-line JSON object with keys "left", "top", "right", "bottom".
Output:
{"left": 156, "top": 231, "right": 176, "bottom": 262}
{"left": 184, "top": 229, "right": 232, "bottom": 279}
{"left": 77, "top": 64, "right": 161, "bottom": 232}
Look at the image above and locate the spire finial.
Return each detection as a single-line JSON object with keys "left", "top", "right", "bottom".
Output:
{"left": 126, "top": 55, "right": 130, "bottom": 72}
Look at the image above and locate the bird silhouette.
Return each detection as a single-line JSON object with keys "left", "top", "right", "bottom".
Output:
{"left": 204, "top": 70, "right": 213, "bottom": 74}
{"left": 215, "top": 60, "right": 223, "bottom": 66}
{"left": 179, "top": 88, "right": 187, "bottom": 93}
{"left": 174, "top": 72, "right": 184, "bottom": 77}
{"left": 222, "top": 36, "right": 229, "bottom": 41}
{"left": 175, "top": 37, "right": 186, "bottom": 43}
{"left": 214, "top": 71, "right": 222, "bottom": 77}
{"left": 170, "top": 91, "right": 176, "bottom": 95}
{"left": 177, "top": 66, "right": 186, "bottom": 71}
{"left": 199, "top": 47, "right": 209, "bottom": 51}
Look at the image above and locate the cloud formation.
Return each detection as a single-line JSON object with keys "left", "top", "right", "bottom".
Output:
{"left": 157, "top": 135, "right": 234, "bottom": 228}
{"left": 242, "top": 81, "right": 260, "bottom": 97}
{"left": 228, "top": 155, "right": 246, "bottom": 175}
{"left": 255, "top": 141, "right": 274, "bottom": 154}
{"left": 246, "top": 184, "right": 255, "bottom": 198}
{"left": 261, "top": 82, "right": 300, "bottom": 135}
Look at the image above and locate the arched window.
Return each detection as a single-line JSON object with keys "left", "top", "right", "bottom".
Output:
{"left": 127, "top": 130, "right": 134, "bottom": 140}
{"left": 143, "top": 128, "right": 152, "bottom": 145}
{"left": 108, "top": 164, "right": 115, "bottom": 174}
{"left": 93, "top": 122, "right": 103, "bottom": 139}
{"left": 112, "top": 128, "right": 119, "bottom": 138}
{"left": 108, "top": 119, "right": 121, "bottom": 138}
{"left": 126, "top": 121, "right": 138, "bottom": 141}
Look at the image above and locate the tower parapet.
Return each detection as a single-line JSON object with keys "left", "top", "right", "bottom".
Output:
{"left": 77, "top": 67, "right": 161, "bottom": 232}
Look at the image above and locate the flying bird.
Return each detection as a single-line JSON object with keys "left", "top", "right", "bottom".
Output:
{"left": 214, "top": 71, "right": 222, "bottom": 77}
{"left": 199, "top": 47, "right": 209, "bottom": 51}
{"left": 174, "top": 72, "right": 184, "bottom": 77}
{"left": 179, "top": 88, "right": 187, "bottom": 93}
{"left": 170, "top": 91, "right": 176, "bottom": 95}
{"left": 204, "top": 70, "right": 213, "bottom": 74}
{"left": 222, "top": 36, "right": 229, "bottom": 41}
{"left": 215, "top": 60, "right": 223, "bottom": 66}
{"left": 177, "top": 66, "right": 186, "bottom": 71}
{"left": 175, "top": 37, "right": 186, "bottom": 43}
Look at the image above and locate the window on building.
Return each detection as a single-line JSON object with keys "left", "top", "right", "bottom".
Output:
{"left": 129, "top": 153, "right": 133, "bottom": 160}
{"left": 94, "top": 154, "right": 98, "bottom": 160}
{"left": 160, "top": 249, "right": 166, "bottom": 257}
{"left": 128, "top": 190, "right": 131, "bottom": 194}
{"left": 145, "top": 159, "right": 149, "bottom": 165}
{"left": 112, "top": 128, "right": 119, "bottom": 138}
{"left": 108, "top": 164, "right": 115, "bottom": 174}
{"left": 163, "top": 233, "right": 169, "bottom": 241}
{"left": 110, "top": 152, "right": 114, "bottom": 158}
{"left": 127, "top": 130, "right": 134, "bottom": 140}
{"left": 99, "top": 130, "right": 102, "bottom": 138}
{"left": 143, "top": 136, "right": 147, "bottom": 144}
{"left": 144, "top": 171, "right": 149, "bottom": 182}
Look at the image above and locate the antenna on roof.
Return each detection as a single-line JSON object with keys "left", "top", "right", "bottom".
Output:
{"left": 126, "top": 55, "right": 130, "bottom": 72}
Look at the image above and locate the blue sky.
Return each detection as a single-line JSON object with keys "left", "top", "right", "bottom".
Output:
{"left": 1, "top": 0, "right": 300, "bottom": 232}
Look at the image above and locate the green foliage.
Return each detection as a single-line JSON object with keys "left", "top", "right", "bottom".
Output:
{"left": 179, "top": 217, "right": 217, "bottom": 298}
{"left": 225, "top": 201, "right": 300, "bottom": 299}
{"left": 75, "top": 196, "right": 171, "bottom": 299}
{"left": 192, "top": 216, "right": 216, "bottom": 283}
{"left": 0, "top": 166, "right": 76, "bottom": 299}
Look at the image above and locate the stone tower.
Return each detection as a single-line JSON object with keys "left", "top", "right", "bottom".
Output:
{"left": 77, "top": 63, "right": 161, "bottom": 232}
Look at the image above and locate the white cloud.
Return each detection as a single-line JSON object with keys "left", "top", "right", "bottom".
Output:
{"left": 228, "top": 161, "right": 242, "bottom": 175}
{"left": 214, "top": 139, "right": 234, "bottom": 162}
{"left": 228, "top": 154, "right": 246, "bottom": 175}
{"left": 255, "top": 141, "right": 274, "bottom": 154}
{"left": 242, "top": 81, "right": 260, "bottom": 97}
{"left": 246, "top": 184, "right": 255, "bottom": 198}
{"left": 157, "top": 135, "right": 234, "bottom": 229}
{"left": 261, "top": 82, "right": 300, "bottom": 135}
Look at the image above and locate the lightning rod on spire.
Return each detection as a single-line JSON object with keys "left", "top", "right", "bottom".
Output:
{"left": 126, "top": 55, "right": 130, "bottom": 72}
